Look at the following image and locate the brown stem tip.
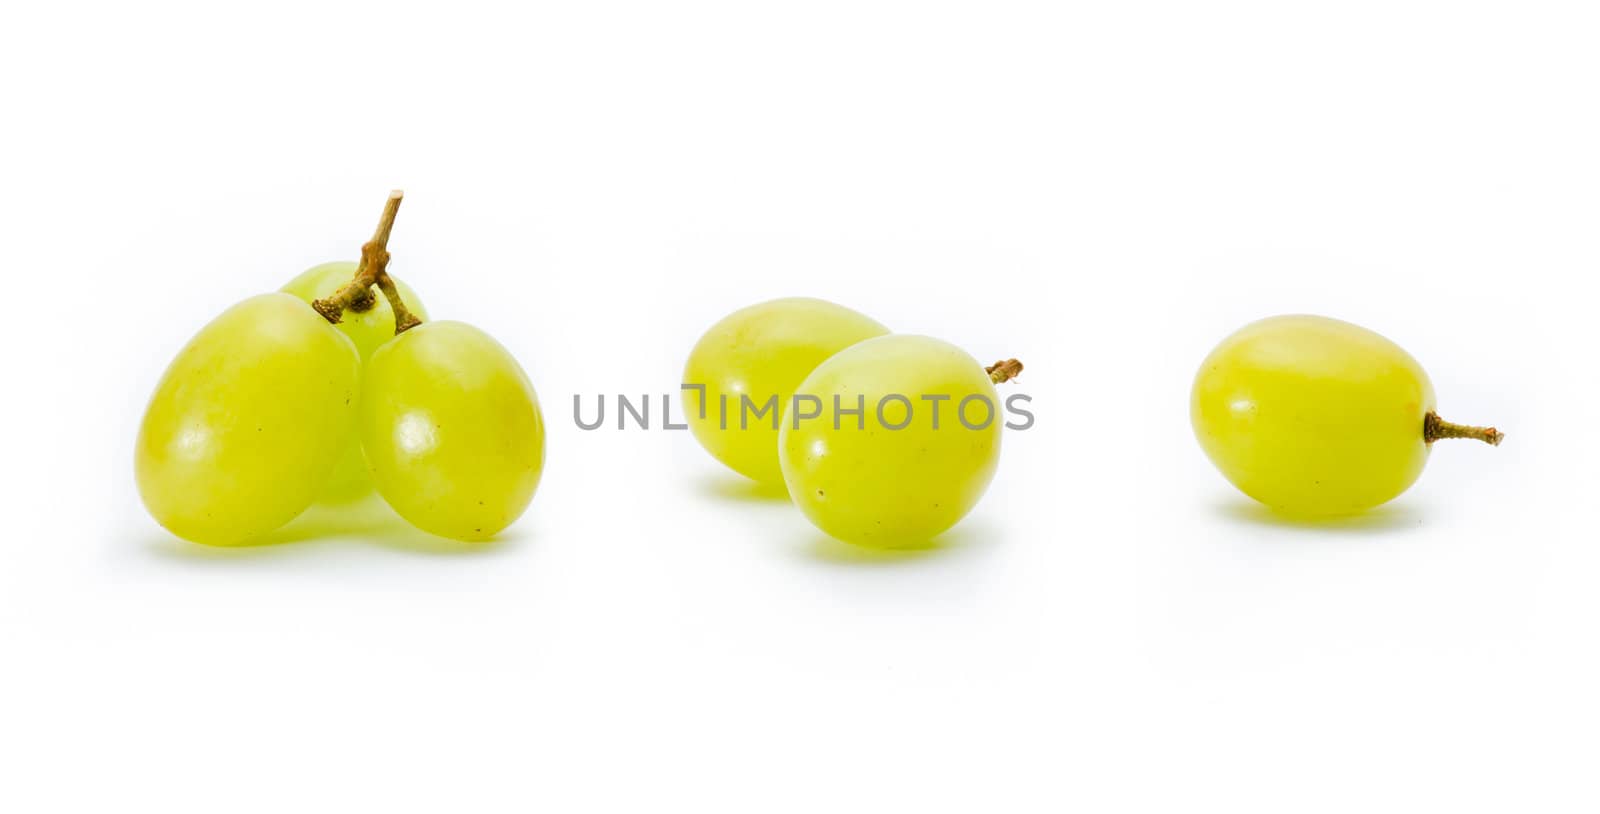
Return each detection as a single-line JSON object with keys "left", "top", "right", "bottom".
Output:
{"left": 374, "top": 268, "right": 423, "bottom": 334}
{"left": 1424, "top": 411, "right": 1504, "bottom": 447}
{"left": 987, "top": 359, "right": 1024, "bottom": 384}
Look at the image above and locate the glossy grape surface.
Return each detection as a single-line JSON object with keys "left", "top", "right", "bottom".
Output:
{"left": 360, "top": 321, "right": 544, "bottom": 541}
{"left": 1191, "top": 314, "right": 1435, "bottom": 516}
{"left": 283, "top": 261, "right": 429, "bottom": 501}
{"left": 684, "top": 297, "right": 887, "bottom": 485}
{"left": 136, "top": 293, "right": 361, "bottom": 545}
{"left": 778, "top": 335, "right": 1002, "bottom": 547}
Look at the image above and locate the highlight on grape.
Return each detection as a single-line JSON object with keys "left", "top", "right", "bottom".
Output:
{"left": 571, "top": 387, "right": 1034, "bottom": 432}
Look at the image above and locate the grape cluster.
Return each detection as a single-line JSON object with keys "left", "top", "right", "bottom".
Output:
{"left": 136, "top": 192, "right": 545, "bottom": 546}
{"left": 684, "top": 298, "right": 1023, "bottom": 548}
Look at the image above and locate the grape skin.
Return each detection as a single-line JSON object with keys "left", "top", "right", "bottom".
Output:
{"left": 282, "top": 261, "right": 429, "bottom": 502}
{"left": 360, "top": 321, "right": 544, "bottom": 541}
{"left": 778, "top": 335, "right": 1002, "bottom": 547}
{"left": 1191, "top": 314, "right": 1436, "bottom": 516}
{"left": 683, "top": 297, "right": 887, "bottom": 485}
{"left": 136, "top": 293, "right": 361, "bottom": 545}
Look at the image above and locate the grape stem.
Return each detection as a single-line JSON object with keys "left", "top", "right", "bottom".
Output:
{"left": 1424, "top": 411, "right": 1504, "bottom": 446}
{"left": 987, "top": 359, "right": 1024, "bottom": 384}
{"left": 312, "top": 190, "right": 424, "bottom": 335}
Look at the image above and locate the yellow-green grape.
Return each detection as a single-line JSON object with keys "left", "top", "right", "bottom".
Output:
{"left": 136, "top": 293, "right": 361, "bottom": 545}
{"left": 281, "top": 261, "right": 429, "bottom": 501}
{"left": 684, "top": 297, "right": 888, "bottom": 485}
{"left": 1191, "top": 314, "right": 1503, "bottom": 516}
{"left": 360, "top": 321, "right": 545, "bottom": 541}
{"left": 778, "top": 335, "right": 1005, "bottom": 547}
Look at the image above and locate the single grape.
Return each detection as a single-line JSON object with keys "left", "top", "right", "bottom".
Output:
{"left": 1191, "top": 314, "right": 1503, "bottom": 516}
{"left": 778, "top": 335, "right": 1007, "bottom": 547}
{"left": 684, "top": 297, "right": 888, "bottom": 485}
{"left": 360, "top": 321, "right": 545, "bottom": 541}
{"left": 282, "top": 261, "right": 429, "bottom": 501}
{"left": 136, "top": 293, "right": 361, "bottom": 545}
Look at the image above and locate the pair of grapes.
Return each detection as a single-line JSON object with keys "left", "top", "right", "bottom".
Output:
{"left": 683, "top": 298, "right": 1023, "bottom": 547}
{"left": 136, "top": 192, "right": 545, "bottom": 546}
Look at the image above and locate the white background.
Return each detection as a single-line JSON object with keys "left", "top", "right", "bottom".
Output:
{"left": 2, "top": 1, "right": 1596, "bottom": 811}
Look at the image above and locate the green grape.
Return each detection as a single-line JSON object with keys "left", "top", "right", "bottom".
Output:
{"left": 136, "top": 293, "right": 361, "bottom": 545}
{"left": 282, "top": 261, "right": 429, "bottom": 501}
{"left": 778, "top": 335, "right": 1003, "bottom": 547}
{"left": 360, "top": 321, "right": 545, "bottom": 541}
{"left": 684, "top": 297, "right": 888, "bottom": 485}
{"left": 1191, "top": 314, "right": 1503, "bottom": 516}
